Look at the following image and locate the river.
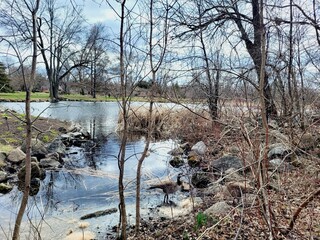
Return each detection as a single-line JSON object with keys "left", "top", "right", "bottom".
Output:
{"left": 0, "top": 101, "right": 181, "bottom": 239}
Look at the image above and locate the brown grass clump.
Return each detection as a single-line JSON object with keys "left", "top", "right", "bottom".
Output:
{"left": 117, "top": 106, "right": 221, "bottom": 142}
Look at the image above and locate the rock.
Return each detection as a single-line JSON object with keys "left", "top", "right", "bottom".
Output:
{"left": 168, "top": 147, "right": 184, "bottom": 156}
{"left": 224, "top": 168, "right": 246, "bottom": 182}
{"left": 268, "top": 144, "right": 292, "bottom": 160}
{"left": 169, "top": 156, "right": 184, "bottom": 168}
{"left": 81, "top": 130, "right": 91, "bottom": 139}
{"left": 240, "top": 194, "right": 258, "bottom": 207}
{"left": 204, "top": 201, "right": 233, "bottom": 217}
{"left": 191, "top": 141, "right": 207, "bottom": 155}
{"left": 226, "top": 181, "right": 255, "bottom": 196}
{"left": 39, "top": 157, "right": 61, "bottom": 169}
{"left": 297, "top": 133, "right": 317, "bottom": 150}
{"left": 70, "top": 132, "right": 82, "bottom": 138}
{"left": 0, "top": 183, "right": 13, "bottom": 194}
{"left": 180, "top": 142, "right": 191, "bottom": 152}
{"left": 18, "top": 162, "right": 41, "bottom": 181}
{"left": 46, "top": 138, "right": 66, "bottom": 154}
{"left": 58, "top": 126, "right": 67, "bottom": 133}
{"left": 7, "top": 148, "right": 26, "bottom": 163}
{"left": 187, "top": 151, "right": 201, "bottom": 167}
{"left": 269, "top": 158, "right": 294, "bottom": 172}
{"left": 205, "top": 182, "right": 224, "bottom": 196}
{"left": 60, "top": 134, "right": 71, "bottom": 141}
{"left": 191, "top": 172, "right": 213, "bottom": 188}
{"left": 0, "top": 171, "right": 7, "bottom": 182}
{"left": 0, "top": 152, "right": 6, "bottom": 168}
{"left": 269, "top": 130, "right": 289, "bottom": 144}
{"left": 21, "top": 138, "right": 48, "bottom": 156}
{"left": 268, "top": 120, "right": 279, "bottom": 129}
{"left": 68, "top": 123, "right": 82, "bottom": 132}
{"left": 18, "top": 177, "right": 41, "bottom": 196}
{"left": 0, "top": 152, "right": 6, "bottom": 162}
{"left": 211, "top": 155, "right": 243, "bottom": 173}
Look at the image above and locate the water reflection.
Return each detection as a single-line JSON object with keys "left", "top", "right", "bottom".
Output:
{"left": 0, "top": 101, "right": 179, "bottom": 238}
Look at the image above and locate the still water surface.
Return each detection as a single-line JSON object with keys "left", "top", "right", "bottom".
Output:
{"left": 0, "top": 101, "right": 180, "bottom": 239}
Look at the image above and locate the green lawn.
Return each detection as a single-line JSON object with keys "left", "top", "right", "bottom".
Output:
{"left": 0, "top": 91, "right": 170, "bottom": 103}
{"left": 0, "top": 92, "right": 50, "bottom": 101}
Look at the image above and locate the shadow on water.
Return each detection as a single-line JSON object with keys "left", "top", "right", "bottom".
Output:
{"left": 0, "top": 101, "right": 181, "bottom": 239}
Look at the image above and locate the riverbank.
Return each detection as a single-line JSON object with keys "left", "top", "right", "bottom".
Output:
{"left": 0, "top": 101, "right": 319, "bottom": 239}
{"left": 0, "top": 108, "right": 70, "bottom": 153}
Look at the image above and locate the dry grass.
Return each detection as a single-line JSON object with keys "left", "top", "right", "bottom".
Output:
{"left": 117, "top": 105, "right": 221, "bottom": 143}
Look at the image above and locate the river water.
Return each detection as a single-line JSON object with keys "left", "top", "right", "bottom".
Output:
{"left": 0, "top": 101, "right": 181, "bottom": 239}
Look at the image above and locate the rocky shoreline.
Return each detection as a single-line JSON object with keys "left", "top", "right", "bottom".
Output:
{"left": 0, "top": 123, "right": 93, "bottom": 195}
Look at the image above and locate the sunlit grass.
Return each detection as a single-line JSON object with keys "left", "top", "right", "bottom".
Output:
{"left": 0, "top": 144, "right": 14, "bottom": 153}
{"left": 0, "top": 91, "right": 171, "bottom": 103}
{"left": 0, "top": 92, "right": 50, "bottom": 101}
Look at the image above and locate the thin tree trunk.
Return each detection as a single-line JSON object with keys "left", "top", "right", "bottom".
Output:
{"left": 12, "top": 1, "right": 40, "bottom": 239}
{"left": 118, "top": 1, "right": 127, "bottom": 239}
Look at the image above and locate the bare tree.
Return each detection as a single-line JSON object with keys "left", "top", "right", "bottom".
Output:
{"left": 37, "top": 0, "right": 88, "bottom": 102}
{"left": 135, "top": 0, "right": 170, "bottom": 235}
{"left": 0, "top": 0, "right": 41, "bottom": 239}
{"left": 171, "top": 0, "right": 278, "bottom": 120}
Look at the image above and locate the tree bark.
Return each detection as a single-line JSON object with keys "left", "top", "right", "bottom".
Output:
{"left": 12, "top": 1, "right": 40, "bottom": 239}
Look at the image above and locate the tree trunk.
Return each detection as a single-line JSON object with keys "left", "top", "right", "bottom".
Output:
{"left": 118, "top": 1, "right": 127, "bottom": 239}
{"left": 12, "top": 1, "right": 40, "bottom": 239}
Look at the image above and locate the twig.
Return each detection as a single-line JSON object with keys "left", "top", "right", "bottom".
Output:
{"left": 285, "top": 187, "right": 320, "bottom": 234}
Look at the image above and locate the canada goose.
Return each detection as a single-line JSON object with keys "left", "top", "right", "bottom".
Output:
{"left": 149, "top": 173, "right": 182, "bottom": 204}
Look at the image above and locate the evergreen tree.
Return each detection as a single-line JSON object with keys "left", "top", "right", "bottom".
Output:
{"left": 0, "top": 62, "right": 13, "bottom": 92}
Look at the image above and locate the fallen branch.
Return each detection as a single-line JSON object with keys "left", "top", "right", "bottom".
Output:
{"left": 285, "top": 187, "right": 320, "bottom": 234}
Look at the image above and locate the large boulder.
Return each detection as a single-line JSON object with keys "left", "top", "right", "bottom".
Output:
{"left": 39, "top": 153, "right": 61, "bottom": 169}
{"left": 18, "top": 162, "right": 42, "bottom": 181}
{"left": 21, "top": 138, "right": 48, "bottom": 156}
{"left": 7, "top": 148, "right": 26, "bottom": 163}
{"left": 211, "top": 155, "right": 244, "bottom": 173}
{"left": 191, "top": 172, "right": 213, "bottom": 188}
{"left": 46, "top": 138, "right": 66, "bottom": 154}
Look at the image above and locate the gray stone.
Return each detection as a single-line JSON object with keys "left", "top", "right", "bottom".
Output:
{"left": 39, "top": 158, "right": 61, "bottom": 168}
{"left": 268, "top": 144, "right": 291, "bottom": 160}
{"left": 0, "top": 152, "right": 6, "bottom": 162}
{"left": 7, "top": 148, "right": 26, "bottom": 163}
{"left": 204, "top": 201, "right": 233, "bottom": 217}
{"left": 191, "top": 172, "right": 213, "bottom": 188}
{"left": 169, "top": 156, "right": 184, "bottom": 168}
{"left": 46, "top": 139, "right": 66, "bottom": 154}
{"left": 21, "top": 138, "right": 48, "bottom": 155}
{"left": 0, "top": 183, "right": 13, "bottom": 194}
{"left": 60, "top": 134, "right": 71, "bottom": 141}
{"left": 168, "top": 147, "right": 184, "bottom": 156}
{"left": 224, "top": 168, "right": 246, "bottom": 182}
{"left": 191, "top": 141, "right": 207, "bottom": 155}
{"left": 0, "top": 152, "right": 6, "bottom": 168}
{"left": 18, "top": 162, "right": 42, "bottom": 181}
{"left": 0, "top": 171, "right": 7, "bottom": 182}
{"left": 70, "top": 132, "right": 82, "bottom": 138}
{"left": 211, "top": 155, "right": 243, "bottom": 173}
